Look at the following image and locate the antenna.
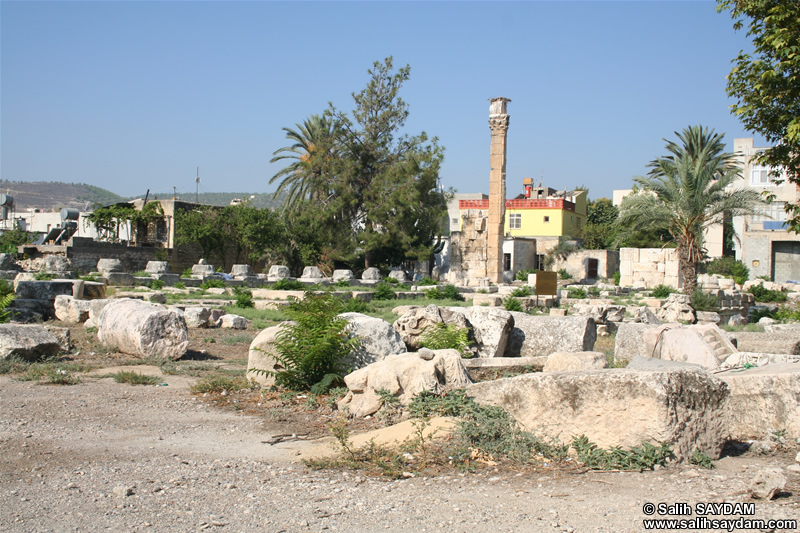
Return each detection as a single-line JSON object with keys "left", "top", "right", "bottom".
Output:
{"left": 196, "top": 167, "right": 201, "bottom": 204}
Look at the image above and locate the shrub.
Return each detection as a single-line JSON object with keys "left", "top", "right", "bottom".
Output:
{"left": 0, "top": 293, "right": 15, "bottom": 324}
{"left": 174, "top": 282, "right": 186, "bottom": 289}
{"left": 503, "top": 296, "right": 524, "bottom": 312}
{"left": 587, "top": 286, "right": 601, "bottom": 298}
{"left": 419, "top": 323, "right": 471, "bottom": 357}
{"left": 749, "top": 306, "right": 778, "bottom": 323}
{"left": 182, "top": 268, "right": 193, "bottom": 277}
{"left": 341, "top": 297, "right": 371, "bottom": 313}
{"left": 200, "top": 279, "right": 226, "bottom": 290}
{"left": 334, "top": 279, "right": 351, "bottom": 288}
{"left": 571, "top": 435, "right": 672, "bottom": 471}
{"left": 557, "top": 269, "right": 573, "bottom": 280}
{"left": 133, "top": 270, "right": 149, "bottom": 277}
{"left": 705, "top": 256, "right": 749, "bottom": 286}
{"left": 425, "top": 284, "right": 464, "bottom": 301}
{"left": 373, "top": 282, "right": 396, "bottom": 301}
{"left": 416, "top": 276, "right": 438, "bottom": 286}
{"left": 149, "top": 279, "right": 164, "bottom": 290}
{"left": 651, "top": 284, "right": 676, "bottom": 298}
{"left": 612, "top": 271, "right": 621, "bottom": 285}
{"left": 271, "top": 278, "right": 306, "bottom": 291}
{"left": 253, "top": 292, "right": 360, "bottom": 391}
{"left": 509, "top": 286, "right": 532, "bottom": 298}
{"left": 749, "top": 283, "right": 788, "bottom": 303}
{"left": 691, "top": 288, "right": 720, "bottom": 312}
{"left": 775, "top": 305, "right": 800, "bottom": 323}
{"left": 233, "top": 286, "right": 254, "bottom": 308}
{"left": 34, "top": 272, "right": 55, "bottom": 281}
{"left": 112, "top": 371, "right": 160, "bottom": 386}
{"left": 515, "top": 269, "right": 534, "bottom": 281}
{"left": 383, "top": 277, "right": 399, "bottom": 284}
{"left": 567, "top": 287, "right": 587, "bottom": 299}
{"left": 0, "top": 279, "right": 13, "bottom": 298}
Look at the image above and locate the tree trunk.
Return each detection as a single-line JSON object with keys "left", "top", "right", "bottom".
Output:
{"left": 680, "top": 258, "right": 697, "bottom": 294}
{"left": 364, "top": 249, "right": 373, "bottom": 270}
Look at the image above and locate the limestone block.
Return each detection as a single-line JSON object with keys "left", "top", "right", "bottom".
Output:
{"left": 462, "top": 356, "right": 547, "bottom": 381}
{"left": 43, "top": 325, "right": 71, "bottom": 352}
{"left": 388, "top": 270, "right": 408, "bottom": 283}
{"left": 727, "top": 331, "right": 800, "bottom": 355}
{"left": 719, "top": 363, "right": 800, "bottom": 440}
{"left": 332, "top": 269, "right": 354, "bottom": 282}
{"left": 614, "top": 323, "right": 660, "bottom": 361}
{"left": 457, "top": 306, "right": 514, "bottom": 358}
{"left": 470, "top": 294, "right": 502, "bottom": 307}
{"left": 339, "top": 350, "right": 472, "bottom": 418}
{"left": 15, "top": 280, "right": 76, "bottom": 301}
{"left": 191, "top": 264, "right": 215, "bottom": 277}
{"left": 105, "top": 272, "right": 135, "bottom": 286}
{"left": 97, "top": 258, "right": 124, "bottom": 275}
{"left": 43, "top": 255, "right": 71, "bottom": 273}
{"left": 54, "top": 295, "right": 91, "bottom": 324}
{"left": 642, "top": 324, "right": 737, "bottom": 370}
{"left": 0, "top": 324, "right": 62, "bottom": 361}
{"left": 467, "top": 367, "right": 730, "bottom": 460}
{"left": 96, "top": 299, "right": 188, "bottom": 360}
{"left": 267, "top": 265, "right": 291, "bottom": 281}
{"left": 230, "top": 264, "right": 253, "bottom": 278}
{"left": 505, "top": 314, "right": 596, "bottom": 357}
{"left": 339, "top": 312, "right": 407, "bottom": 368}
{"left": 219, "top": 314, "right": 248, "bottom": 329}
{"left": 183, "top": 307, "right": 212, "bottom": 328}
{"left": 393, "top": 305, "right": 471, "bottom": 351}
{"left": 0, "top": 254, "right": 19, "bottom": 270}
{"left": 361, "top": 267, "right": 382, "bottom": 281}
{"left": 301, "top": 266, "right": 323, "bottom": 279}
{"left": 543, "top": 351, "right": 608, "bottom": 372}
{"left": 657, "top": 293, "right": 695, "bottom": 323}
{"left": 145, "top": 261, "right": 170, "bottom": 274}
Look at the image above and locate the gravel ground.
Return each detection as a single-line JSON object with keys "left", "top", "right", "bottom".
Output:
{"left": 2, "top": 370, "right": 799, "bottom": 533}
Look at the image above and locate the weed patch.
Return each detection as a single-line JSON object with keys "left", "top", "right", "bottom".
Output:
{"left": 112, "top": 371, "right": 160, "bottom": 386}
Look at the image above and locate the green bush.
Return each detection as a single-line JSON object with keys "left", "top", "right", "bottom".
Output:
{"left": 149, "top": 279, "right": 164, "bottom": 290}
{"left": 200, "top": 279, "right": 226, "bottom": 290}
{"left": 509, "top": 286, "right": 532, "bottom": 298}
{"left": 112, "top": 371, "right": 160, "bottom": 386}
{"left": 0, "top": 279, "right": 14, "bottom": 298}
{"left": 384, "top": 277, "right": 399, "bottom": 284}
{"left": 234, "top": 286, "right": 254, "bottom": 308}
{"left": 612, "top": 271, "right": 621, "bottom": 285}
{"left": 705, "top": 256, "right": 749, "bottom": 286}
{"left": 503, "top": 296, "right": 524, "bottom": 312}
{"left": 587, "top": 286, "right": 601, "bottom": 298}
{"left": 691, "top": 288, "right": 720, "bottom": 312}
{"left": 270, "top": 278, "right": 306, "bottom": 291}
{"left": 416, "top": 276, "right": 438, "bottom": 286}
{"left": 571, "top": 435, "right": 672, "bottom": 471}
{"left": 558, "top": 269, "right": 573, "bottom": 280}
{"left": 253, "top": 292, "right": 360, "bottom": 391}
{"left": 342, "top": 297, "right": 371, "bottom": 313}
{"left": 174, "top": 282, "right": 186, "bottom": 289}
{"left": 749, "top": 283, "right": 788, "bottom": 303}
{"left": 34, "top": 272, "right": 56, "bottom": 281}
{"left": 515, "top": 269, "right": 534, "bottom": 281}
{"left": 182, "top": 268, "right": 193, "bottom": 278}
{"left": 425, "top": 284, "right": 464, "bottom": 301}
{"left": 373, "top": 282, "right": 396, "bottom": 301}
{"left": 651, "top": 284, "right": 676, "bottom": 298}
{"left": 775, "top": 305, "right": 800, "bottom": 322}
{"left": 0, "top": 293, "right": 16, "bottom": 324}
{"left": 334, "top": 278, "right": 352, "bottom": 288}
{"left": 419, "top": 323, "right": 471, "bottom": 357}
{"left": 567, "top": 287, "right": 587, "bottom": 299}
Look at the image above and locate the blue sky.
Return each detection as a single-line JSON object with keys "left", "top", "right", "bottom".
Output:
{"left": 1, "top": 0, "right": 762, "bottom": 201}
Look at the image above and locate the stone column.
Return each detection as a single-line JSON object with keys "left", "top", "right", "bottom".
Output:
{"left": 487, "top": 97, "right": 510, "bottom": 284}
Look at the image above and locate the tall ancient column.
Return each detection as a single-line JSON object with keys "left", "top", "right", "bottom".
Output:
{"left": 487, "top": 97, "right": 510, "bottom": 284}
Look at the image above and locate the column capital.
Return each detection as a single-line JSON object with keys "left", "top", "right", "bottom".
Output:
{"left": 489, "top": 114, "right": 510, "bottom": 134}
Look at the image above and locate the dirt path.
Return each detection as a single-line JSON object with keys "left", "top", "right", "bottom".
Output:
{"left": 1, "top": 371, "right": 798, "bottom": 533}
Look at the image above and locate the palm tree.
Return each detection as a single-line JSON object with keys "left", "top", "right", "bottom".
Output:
{"left": 269, "top": 114, "right": 338, "bottom": 211}
{"left": 619, "top": 125, "right": 763, "bottom": 293}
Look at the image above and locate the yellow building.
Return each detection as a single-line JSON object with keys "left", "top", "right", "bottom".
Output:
{"left": 458, "top": 185, "right": 587, "bottom": 238}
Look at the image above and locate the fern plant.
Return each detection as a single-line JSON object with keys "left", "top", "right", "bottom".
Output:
{"left": 419, "top": 323, "right": 471, "bottom": 357}
{"left": 0, "top": 293, "right": 15, "bottom": 323}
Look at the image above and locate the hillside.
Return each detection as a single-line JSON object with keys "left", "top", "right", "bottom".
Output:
{"left": 0, "top": 180, "right": 124, "bottom": 211}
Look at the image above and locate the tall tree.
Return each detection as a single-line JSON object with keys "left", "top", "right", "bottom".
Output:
{"left": 718, "top": 0, "right": 800, "bottom": 230}
{"left": 272, "top": 57, "right": 448, "bottom": 269}
{"left": 618, "top": 126, "right": 763, "bottom": 293}
{"left": 580, "top": 197, "right": 619, "bottom": 249}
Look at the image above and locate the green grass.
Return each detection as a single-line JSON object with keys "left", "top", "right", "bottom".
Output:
{"left": 190, "top": 374, "right": 255, "bottom": 394}
{"left": 225, "top": 307, "right": 288, "bottom": 329}
{"left": 220, "top": 333, "right": 257, "bottom": 345}
{"left": 16, "top": 359, "right": 91, "bottom": 385}
{"left": 112, "top": 370, "right": 160, "bottom": 385}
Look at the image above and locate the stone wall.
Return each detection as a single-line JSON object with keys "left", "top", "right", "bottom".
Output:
{"left": 447, "top": 209, "right": 490, "bottom": 286}
{"left": 619, "top": 247, "right": 681, "bottom": 288}
{"left": 553, "top": 250, "right": 619, "bottom": 281}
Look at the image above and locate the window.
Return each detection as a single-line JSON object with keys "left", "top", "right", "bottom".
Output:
{"left": 451, "top": 218, "right": 458, "bottom": 226}
{"left": 751, "top": 202, "right": 786, "bottom": 223}
{"left": 504, "top": 253, "right": 512, "bottom": 271}
{"left": 751, "top": 165, "right": 777, "bottom": 186}
{"left": 509, "top": 213, "right": 522, "bottom": 229}
{"left": 543, "top": 216, "right": 550, "bottom": 223}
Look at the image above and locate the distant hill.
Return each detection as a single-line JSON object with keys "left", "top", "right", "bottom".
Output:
{"left": 0, "top": 180, "right": 124, "bottom": 211}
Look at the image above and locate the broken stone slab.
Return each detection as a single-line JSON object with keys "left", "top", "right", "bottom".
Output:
{"left": 543, "top": 351, "right": 609, "bottom": 372}
{"left": 339, "top": 350, "right": 473, "bottom": 418}
{"left": 43, "top": 325, "right": 70, "bottom": 352}
{"left": 266, "top": 265, "right": 291, "bottom": 281}
{"left": 301, "top": 266, "right": 323, "bottom": 279}
{"left": 54, "top": 295, "right": 91, "bottom": 324}
{"left": 82, "top": 281, "right": 106, "bottom": 300}
{"left": 695, "top": 311, "right": 721, "bottom": 324}
{"left": 469, "top": 294, "right": 503, "bottom": 307}
{"left": 361, "top": 267, "right": 382, "bottom": 281}
{"left": 718, "top": 363, "right": 800, "bottom": 441}
{"left": 633, "top": 306, "right": 662, "bottom": 325}
{"left": 183, "top": 307, "right": 212, "bottom": 328}
{"left": 505, "top": 314, "right": 597, "bottom": 358}
{"left": 642, "top": 323, "right": 738, "bottom": 370}
{"left": 43, "top": 255, "right": 71, "bottom": 273}
{"left": 339, "top": 312, "right": 407, "bottom": 368}
{"left": 571, "top": 304, "right": 624, "bottom": 325}
{"left": 764, "top": 323, "right": 800, "bottom": 334}
{"left": 105, "top": 272, "right": 135, "bottom": 286}
{"left": 15, "top": 280, "right": 77, "bottom": 301}
{"left": 96, "top": 299, "right": 189, "bottom": 360}
{"left": 191, "top": 264, "right": 214, "bottom": 278}
{"left": 657, "top": 293, "right": 695, "bottom": 323}
{"left": 97, "top": 258, "right": 124, "bottom": 275}
{"left": 625, "top": 355, "right": 704, "bottom": 371}
{"left": 219, "top": 314, "right": 248, "bottom": 329}
{"left": 151, "top": 273, "right": 180, "bottom": 285}
{"left": 332, "top": 269, "right": 354, "bottom": 282}
{"left": 145, "top": 261, "right": 170, "bottom": 274}
{"left": 728, "top": 331, "right": 800, "bottom": 355}
{"left": 230, "top": 264, "right": 253, "bottom": 278}
{"left": 462, "top": 356, "right": 547, "bottom": 381}
{"left": 393, "top": 305, "right": 472, "bottom": 351}
{"left": 0, "top": 324, "right": 62, "bottom": 361}
{"left": 0, "top": 254, "right": 19, "bottom": 270}
{"left": 467, "top": 366, "right": 730, "bottom": 461}
{"left": 455, "top": 306, "right": 514, "bottom": 358}
{"left": 614, "top": 323, "right": 661, "bottom": 362}
{"left": 88, "top": 299, "right": 111, "bottom": 322}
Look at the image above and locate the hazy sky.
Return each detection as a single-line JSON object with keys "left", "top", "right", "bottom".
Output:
{"left": 1, "top": 0, "right": 762, "bottom": 201}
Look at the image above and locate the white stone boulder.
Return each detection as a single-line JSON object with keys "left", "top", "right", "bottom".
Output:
{"left": 301, "top": 266, "right": 323, "bottom": 279}
{"left": 219, "top": 314, "right": 248, "bottom": 329}
{"left": 97, "top": 258, "right": 124, "bottom": 275}
{"left": 749, "top": 468, "right": 787, "bottom": 500}
{"left": 267, "top": 265, "right": 291, "bottom": 281}
{"left": 456, "top": 306, "right": 514, "bottom": 358}
{"left": 657, "top": 293, "right": 695, "bottom": 323}
{"left": 183, "top": 307, "right": 212, "bottom": 328}
{"left": 642, "top": 323, "right": 737, "bottom": 370}
{"left": 246, "top": 323, "right": 293, "bottom": 387}
{"left": 332, "top": 269, "right": 354, "bottom": 282}
{"left": 339, "top": 312, "right": 406, "bottom": 368}
{"left": 544, "top": 351, "right": 608, "bottom": 372}
{"left": 96, "top": 299, "right": 189, "bottom": 360}
{"left": 54, "top": 295, "right": 91, "bottom": 324}
{"left": 467, "top": 366, "right": 730, "bottom": 460}
{"left": 0, "top": 324, "right": 62, "bottom": 361}
{"left": 230, "top": 264, "right": 253, "bottom": 278}
{"left": 43, "top": 255, "right": 71, "bottom": 273}
{"left": 361, "top": 267, "right": 382, "bottom": 281}
{"left": 393, "top": 305, "right": 472, "bottom": 351}
{"left": 388, "top": 269, "right": 408, "bottom": 283}
{"left": 505, "top": 314, "right": 597, "bottom": 358}
{"left": 718, "top": 363, "right": 800, "bottom": 441}
{"left": 145, "top": 261, "right": 170, "bottom": 274}
{"left": 191, "top": 264, "right": 214, "bottom": 277}
{"left": 339, "top": 350, "right": 473, "bottom": 418}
